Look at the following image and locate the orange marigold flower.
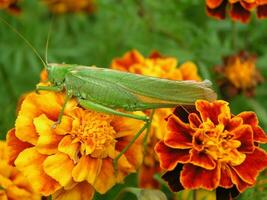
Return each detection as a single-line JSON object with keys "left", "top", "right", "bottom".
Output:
{"left": 206, "top": 0, "right": 267, "bottom": 23}
{"left": 215, "top": 52, "right": 264, "bottom": 97}
{"left": 0, "top": 140, "right": 41, "bottom": 200}
{"left": 42, "top": 0, "right": 96, "bottom": 14}
{"left": 155, "top": 100, "right": 267, "bottom": 199}
{"left": 0, "top": 0, "right": 21, "bottom": 14}
{"left": 7, "top": 90, "right": 144, "bottom": 199}
{"left": 111, "top": 50, "right": 202, "bottom": 188}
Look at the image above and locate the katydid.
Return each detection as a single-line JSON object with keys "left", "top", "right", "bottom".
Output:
{"left": 1, "top": 17, "right": 217, "bottom": 172}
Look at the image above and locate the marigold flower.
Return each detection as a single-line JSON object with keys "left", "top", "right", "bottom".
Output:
{"left": 155, "top": 100, "right": 267, "bottom": 199}
{"left": 42, "top": 0, "right": 96, "bottom": 14}
{"left": 215, "top": 52, "right": 264, "bottom": 97}
{"left": 111, "top": 50, "right": 202, "bottom": 188}
{"left": 206, "top": 0, "right": 267, "bottom": 23}
{"left": 0, "top": 0, "right": 20, "bottom": 14}
{"left": 0, "top": 140, "right": 41, "bottom": 200}
{"left": 7, "top": 90, "right": 145, "bottom": 199}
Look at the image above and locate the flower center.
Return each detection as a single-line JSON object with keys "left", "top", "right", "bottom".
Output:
{"left": 70, "top": 108, "right": 116, "bottom": 158}
{"left": 196, "top": 121, "right": 246, "bottom": 166}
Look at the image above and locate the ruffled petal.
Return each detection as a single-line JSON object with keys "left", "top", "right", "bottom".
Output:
{"left": 229, "top": 167, "right": 253, "bottom": 192}
{"left": 72, "top": 156, "right": 102, "bottom": 185}
{"left": 257, "top": 4, "right": 267, "bottom": 18}
{"left": 155, "top": 141, "right": 190, "bottom": 170}
{"left": 15, "top": 147, "right": 60, "bottom": 195}
{"left": 232, "top": 148, "right": 267, "bottom": 185}
{"left": 58, "top": 135, "right": 80, "bottom": 162}
{"left": 196, "top": 100, "right": 230, "bottom": 125}
{"left": 188, "top": 113, "right": 202, "bottom": 128}
{"left": 206, "top": 0, "right": 227, "bottom": 20}
{"left": 230, "top": 2, "right": 251, "bottom": 23}
{"left": 43, "top": 153, "right": 75, "bottom": 187}
{"left": 190, "top": 149, "right": 216, "bottom": 170}
{"left": 206, "top": 0, "right": 224, "bottom": 8}
{"left": 53, "top": 182, "right": 95, "bottom": 200}
{"left": 6, "top": 129, "right": 32, "bottom": 165}
{"left": 164, "top": 115, "right": 193, "bottom": 149}
{"left": 180, "top": 164, "right": 220, "bottom": 190}
{"left": 232, "top": 125, "right": 254, "bottom": 153}
{"left": 162, "top": 164, "right": 184, "bottom": 192}
{"left": 93, "top": 159, "right": 117, "bottom": 194}
{"left": 115, "top": 140, "right": 143, "bottom": 168}
{"left": 34, "top": 114, "right": 63, "bottom": 155}
{"left": 219, "top": 163, "right": 234, "bottom": 188}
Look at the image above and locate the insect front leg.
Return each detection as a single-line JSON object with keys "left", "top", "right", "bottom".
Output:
{"left": 78, "top": 99, "right": 150, "bottom": 174}
{"left": 36, "top": 85, "right": 63, "bottom": 93}
{"left": 52, "top": 94, "right": 72, "bottom": 128}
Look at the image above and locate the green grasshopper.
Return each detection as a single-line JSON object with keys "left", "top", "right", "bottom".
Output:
{"left": 1, "top": 17, "right": 217, "bottom": 172}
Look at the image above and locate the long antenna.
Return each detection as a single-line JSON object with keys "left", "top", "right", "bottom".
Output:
{"left": 0, "top": 17, "right": 48, "bottom": 69}
{"left": 45, "top": 15, "right": 54, "bottom": 65}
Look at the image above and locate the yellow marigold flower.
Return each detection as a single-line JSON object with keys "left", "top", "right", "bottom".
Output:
{"left": 0, "top": 140, "right": 41, "bottom": 200}
{"left": 42, "top": 0, "right": 96, "bottom": 14}
{"left": 111, "top": 50, "right": 202, "bottom": 188}
{"left": 7, "top": 90, "right": 145, "bottom": 199}
{"left": 216, "top": 52, "right": 264, "bottom": 97}
{"left": 0, "top": 0, "right": 20, "bottom": 14}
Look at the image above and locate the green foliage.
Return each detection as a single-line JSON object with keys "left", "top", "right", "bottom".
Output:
{"left": 0, "top": 0, "right": 267, "bottom": 199}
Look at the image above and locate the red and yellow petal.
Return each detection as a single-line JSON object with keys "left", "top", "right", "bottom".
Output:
{"left": 232, "top": 147, "right": 267, "bottom": 185}
{"left": 232, "top": 125, "right": 254, "bottom": 153}
{"left": 180, "top": 164, "right": 220, "bottom": 190}
{"left": 196, "top": 100, "right": 230, "bottom": 125}
{"left": 206, "top": 0, "right": 224, "bottom": 8}
{"left": 155, "top": 141, "right": 190, "bottom": 170}
{"left": 43, "top": 152, "right": 75, "bottom": 187}
{"left": 257, "top": 4, "right": 267, "bottom": 18}
{"left": 164, "top": 115, "right": 193, "bottom": 149}
{"left": 219, "top": 163, "right": 234, "bottom": 188}
{"left": 34, "top": 114, "right": 64, "bottom": 155}
{"left": 72, "top": 156, "right": 102, "bottom": 185}
{"left": 15, "top": 147, "right": 60, "bottom": 195}
{"left": 52, "top": 182, "right": 95, "bottom": 200}
{"left": 230, "top": 2, "right": 251, "bottom": 23}
{"left": 58, "top": 135, "right": 80, "bottom": 162}
{"left": 190, "top": 149, "right": 216, "bottom": 170}
{"left": 6, "top": 129, "right": 32, "bottom": 165}
{"left": 93, "top": 158, "right": 117, "bottom": 194}
{"left": 206, "top": 0, "right": 227, "bottom": 19}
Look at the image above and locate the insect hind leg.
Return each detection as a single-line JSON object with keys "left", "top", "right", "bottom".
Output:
{"left": 78, "top": 99, "right": 150, "bottom": 174}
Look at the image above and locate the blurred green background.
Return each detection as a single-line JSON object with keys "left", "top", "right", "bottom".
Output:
{"left": 0, "top": 0, "right": 267, "bottom": 199}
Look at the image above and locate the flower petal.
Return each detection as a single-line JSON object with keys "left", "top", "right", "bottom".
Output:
{"left": 257, "top": 4, "right": 267, "bottom": 18}
{"left": 190, "top": 149, "right": 216, "bottom": 170}
{"left": 43, "top": 152, "right": 75, "bottom": 187}
{"left": 58, "top": 135, "right": 80, "bottom": 162}
{"left": 232, "top": 147, "right": 267, "bottom": 185}
{"left": 155, "top": 141, "right": 190, "bottom": 170}
{"left": 53, "top": 182, "right": 95, "bottom": 200}
{"left": 180, "top": 164, "right": 220, "bottom": 190}
{"left": 164, "top": 115, "right": 193, "bottom": 149}
{"left": 219, "top": 163, "right": 234, "bottom": 188}
{"left": 230, "top": 2, "right": 251, "bottom": 23}
{"left": 93, "top": 158, "right": 117, "bottom": 194}
{"left": 162, "top": 164, "right": 184, "bottom": 192}
{"left": 206, "top": 0, "right": 224, "bottom": 9}
{"left": 72, "top": 156, "right": 102, "bottom": 185}
{"left": 188, "top": 113, "right": 202, "bottom": 128}
{"left": 34, "top": 114, "right": 63, "bottom": 155}
{"left": 229, "top": 167, "right": 253, "bottom": 192}
{"left": 6, "top": 129, "right": 32, "bottom": 165}
{"left": 116, "top": 140, "right": 143, "bottom": 168}
{"left": 232, "top": 125, "right": 254, "bottom": 153}
{"left": 206, "top": 0, "right": 227, "bottom": 20}
{"left": 15, "top": 147, "right": 60, "bottom": 195}
{"left": 196, "top": 100, "right": 230, "bottom": 125}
